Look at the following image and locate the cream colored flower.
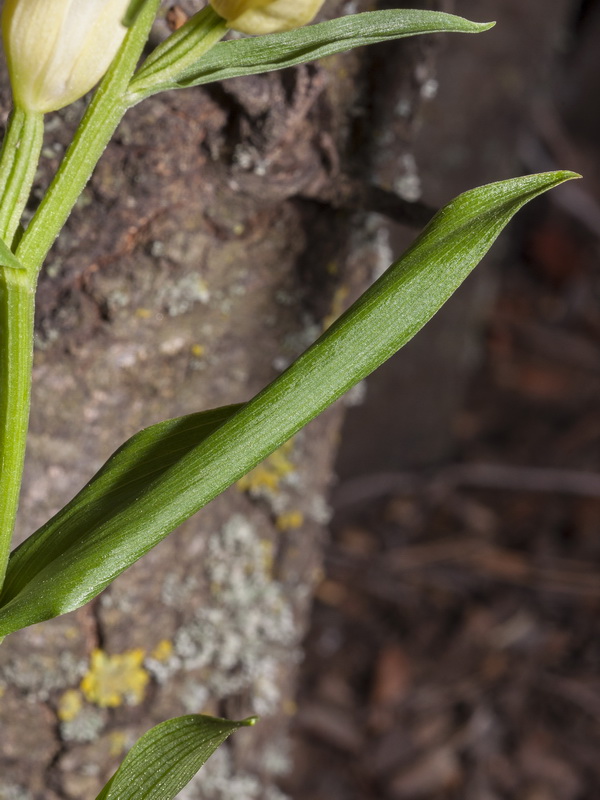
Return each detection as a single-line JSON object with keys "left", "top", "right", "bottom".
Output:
{"left": 2, "top": 0, "right": 131, "bottom": 113}
{"left": 210, "top": 0, "right": 326, "bottom": 35}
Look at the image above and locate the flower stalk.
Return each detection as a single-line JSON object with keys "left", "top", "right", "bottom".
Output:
{"left": 127, "top": 6, "right": 228, "bottom": 102}
{"left": 0, "top": 108, "right": 43, "bottom": 588}
{"left": 0, "top": 108, "right": 44, "bottom": 246}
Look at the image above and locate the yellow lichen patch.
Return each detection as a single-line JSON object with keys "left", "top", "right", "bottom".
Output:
{"left": 135, "top": 307, "right": 152, "bottom": 319}
{"left": 57, "top": 689, "right": 83, "bottom": 722}
{"left": 108, "top": 730, "right": 128, "bottom": 757}
{"left": 191, "top": 343, "right": 205, "bottom": 358}
{"left": 276, "top": 510, "right": 304, "bottom": 531}
{"left": 237, "top": 439, "right": 295, "bottom": 494}
{"left": 237, "top": 465, "right": 280, "bottom": 492}
{"left": 150, "top": 639, "right": 173, "bottom": 662}
{"left": 322, "top": 285, "right": 349, "bottom": 330}
{"left": 81, "top": 649, "right": 149, "bottom": 708}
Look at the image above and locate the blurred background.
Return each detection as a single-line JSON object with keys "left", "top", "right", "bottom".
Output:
{"left": 289, "top": 1, "right": 600, "bottom": 798}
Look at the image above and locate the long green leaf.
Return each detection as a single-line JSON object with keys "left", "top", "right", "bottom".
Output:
{"left": 95, "top": 714, "right": 256, "bottom": 800}
{"left": 128, "top": 10, "right": 494, "bottom": 99}
{"left": 0, "top": 172, "right": 577, "bottom": 636}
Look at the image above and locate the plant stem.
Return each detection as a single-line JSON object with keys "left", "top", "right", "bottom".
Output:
{"left": 0, "top": 267, "right": 35, "bottom": 587}
{"left": 0, "top": 110, "right": 23, "bottom": 206}
{"left": 15, "top": 0, "right": 161, "bottom": 274}
{"left": 0, "top": 108, "right": 44, "bottom": 246}
{"left": 0, "top": 108, "right": 43, "bottom": 589}
{"left": 127, "top": 6, "right": 228, "bottom": 102}
{"left": 15, "top": 94, "right": 128, "bottom": 272}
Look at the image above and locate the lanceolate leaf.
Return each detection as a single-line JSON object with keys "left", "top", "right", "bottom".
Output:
{"left": 95, "top": 714, "right": 256, "bottom": 800}
{"left": 128, "top": 10, "right": 494, "bottom": 99}
{"left": 0, "top": 172, "right": 577, "bottom": 636}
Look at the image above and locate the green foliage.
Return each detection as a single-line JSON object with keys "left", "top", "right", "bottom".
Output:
{"left": 129, "top": 9, "right": 494, "bottom": 100}
{"left": 95, "top": 714, "right": 257, "bottom": 799}
{"left": 0, "top": 170, "right": 577, "bottom": 637}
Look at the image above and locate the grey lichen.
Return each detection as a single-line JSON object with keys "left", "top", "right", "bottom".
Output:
{"left": 145, "top": 651, "right": 182, "bottom": 687}
{"left": 173, "top": 514, "right": 299, "bottom": 715}
{"left": 0, "top": 652, "right": 86, "bottom": 702}
{"left": 177, "top": 679, "right": 209, "bottom": 715}
{"left": 394, "top": 153, "right": 422, "bottom": 202}
{"left": 59, "top": 706, "right": 106, "bottom": 744}
{"left": 261, "top": 739, "right": 293, "bottom": 778}
{"left": 157, "top": 273, "right": 211, "bottom": 317}
{"left": 161, "top": 573, "right": 200, "bottom": 610}
{"left": 306, "top": 493, "right": 333, "bottom": 526}
{"left": 176, "top": 745, "right": 291, "bottom": 800}
{"left": 347, "top": 212, "right": 394, "bottom": 283}
{"left": 282, "top": 316, "right": 320, "bottom": 356}
{"left": 0, "top": 785, "right": 32, "bottom": 800}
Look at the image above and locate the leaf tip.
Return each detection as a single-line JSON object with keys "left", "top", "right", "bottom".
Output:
{"left": 541, "top": 169, "right": 582, "bottom": 188}
{"left": 559, "top": 170, "right": 582, "bottom": 181}
{"left": 240, "top": 715, "right": 259, "bottom": 727}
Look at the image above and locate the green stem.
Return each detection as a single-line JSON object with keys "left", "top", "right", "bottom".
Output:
{"left": 0, "top": 267, "right": 35, "bottom": 587}
{"left": 0, "top": 108, "right": 43, "bottom": 589}
{"left": 15, "top": 0, "right": 161, "bottom": 273}
{"left": 15, "top": 95, "right": 128, "bottom": 271}
{"left": 0, "top": 108, "right": 44, "bottom": 246}
{"left": 127, "top": 6, "right": 228, "bottom": 102}
{"left": 0, "top": 110, "right": 23, "bottom": 201}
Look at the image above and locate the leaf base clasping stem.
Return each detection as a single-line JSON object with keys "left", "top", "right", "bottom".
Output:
{"left": 0, "top": 267, "right": 35, "bottom": 588}
{"left": 0, "top": 107, "right": 43, "bottom": 590}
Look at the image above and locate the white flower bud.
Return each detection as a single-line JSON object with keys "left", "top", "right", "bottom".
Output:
{"left": 2, "top": 0, "right": 131, "bottom": 113}
{"left": 210, "top": 0, "right": 326, "bottom": 35}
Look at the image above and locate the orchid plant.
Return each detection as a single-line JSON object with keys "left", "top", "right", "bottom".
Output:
{"left": 0, "top": 0, "right": 576, "bottom": 796}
